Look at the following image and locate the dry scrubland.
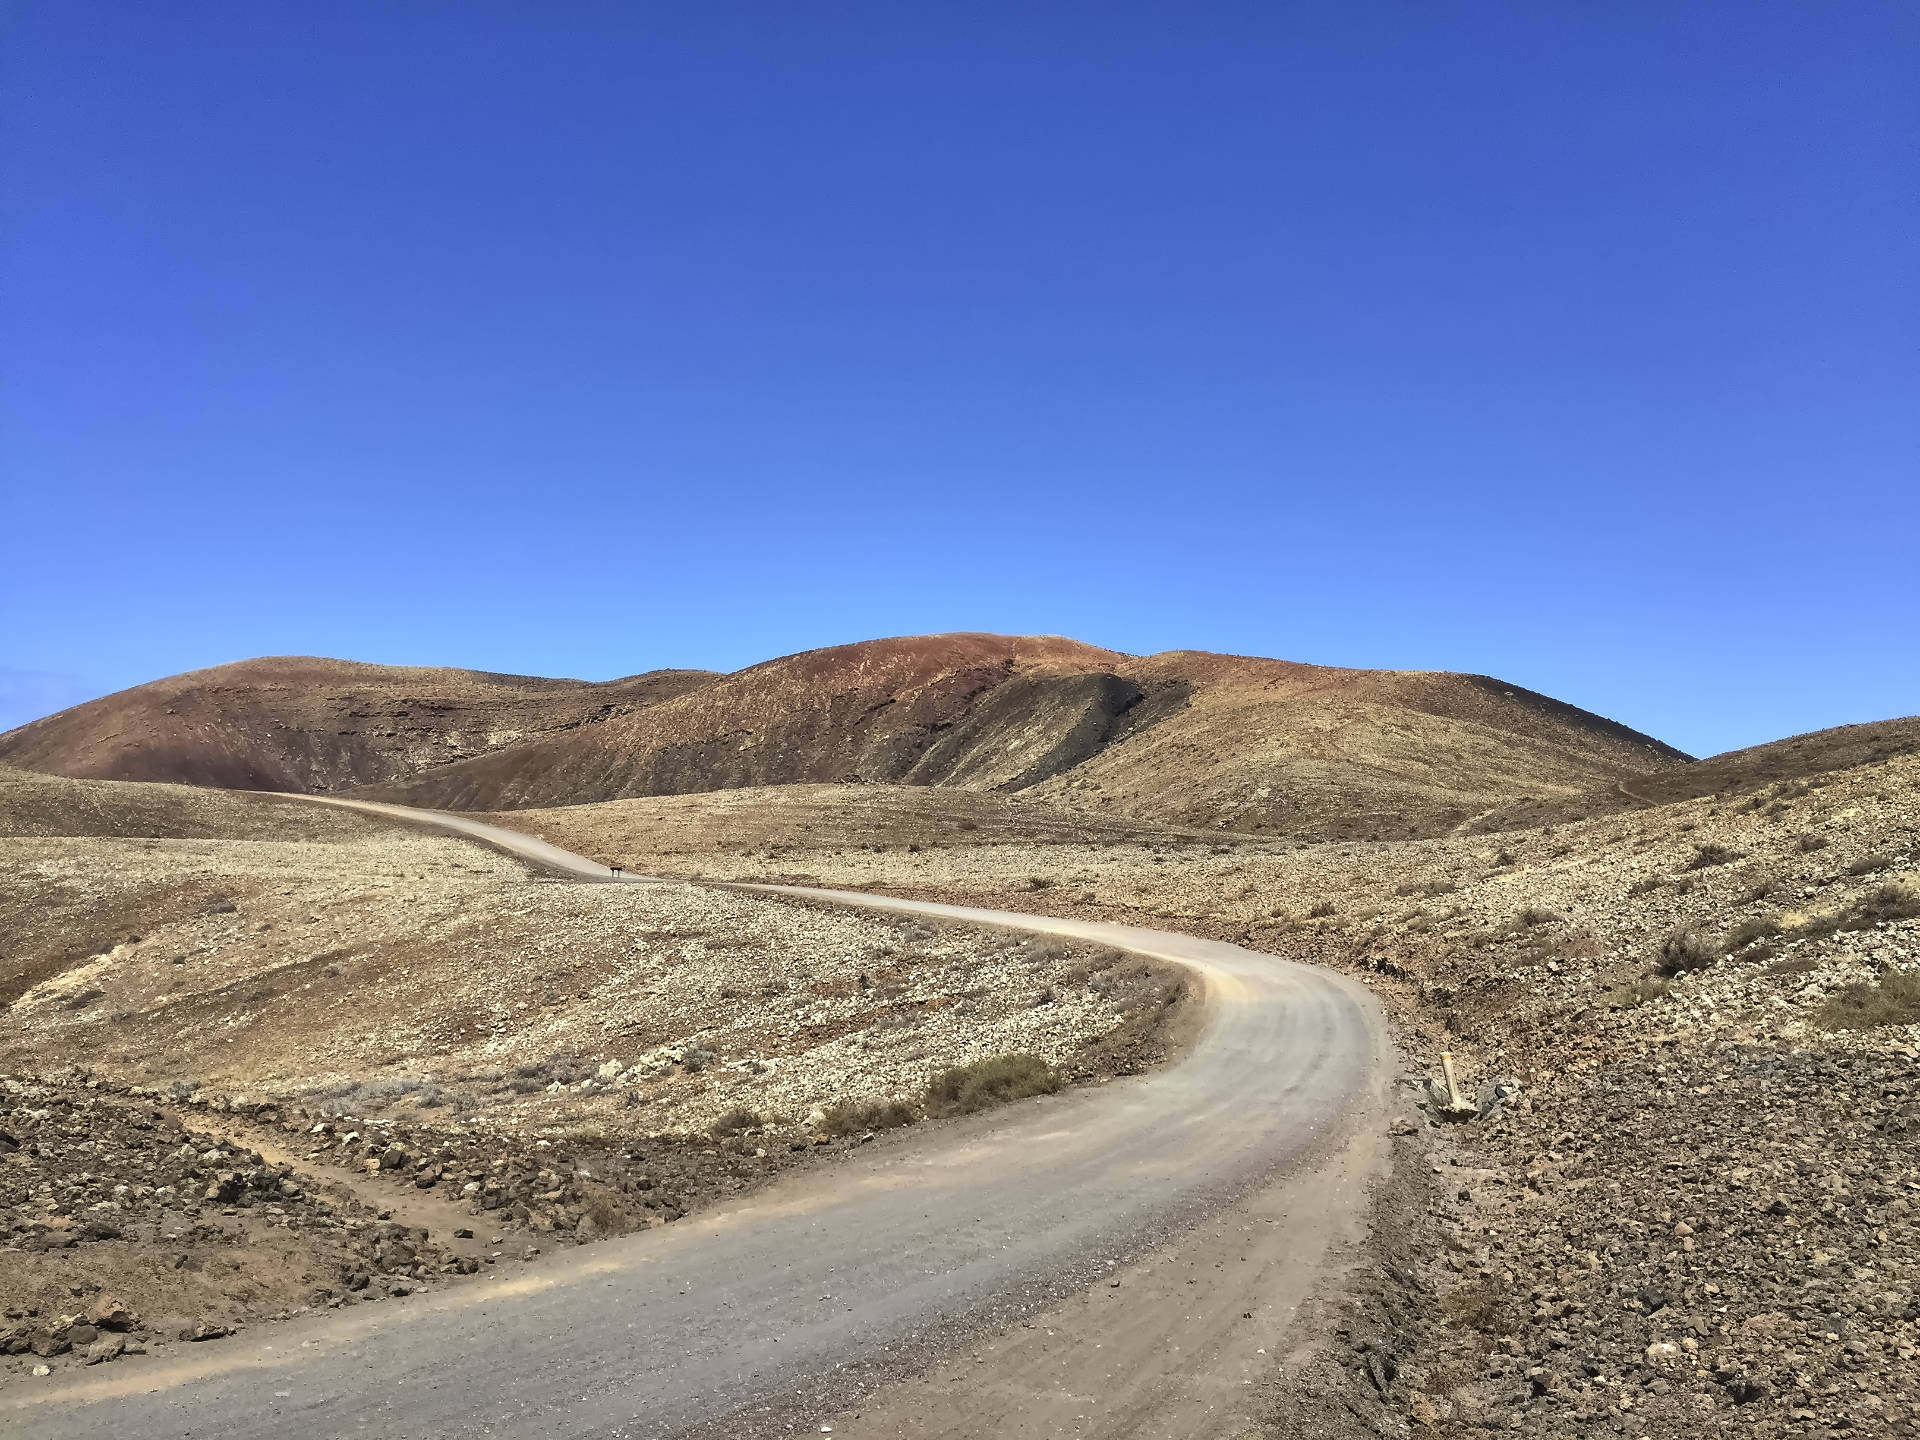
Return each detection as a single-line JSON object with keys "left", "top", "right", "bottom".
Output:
{"left": 6, "top": 727, "right": 1919, "bottom": 1434}
{"left": 516, "top": 754, "right": 1920, "bottom": 1440}
{"left": 0, "top": 771, "right": 1182, "bottom": 1380}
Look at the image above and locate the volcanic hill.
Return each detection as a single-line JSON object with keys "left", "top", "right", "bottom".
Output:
{"left": 0, "top": 635, "right": 1689, "bottom": 840}
{"left": 0, "top": 656, "right": 715, "bottom": 794}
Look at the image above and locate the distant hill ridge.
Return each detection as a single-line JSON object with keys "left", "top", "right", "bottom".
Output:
{"left": 0, "top": 633, "right": 1698, "bottom": 840}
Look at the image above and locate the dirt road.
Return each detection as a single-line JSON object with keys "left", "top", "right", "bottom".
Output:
{"left": 7, "top": 799, "right": 1390, "bottom": 1439}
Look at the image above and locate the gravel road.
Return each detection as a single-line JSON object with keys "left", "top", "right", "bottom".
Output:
{"left": 6, "top": 799, "right": 1390, "bottom": 1440}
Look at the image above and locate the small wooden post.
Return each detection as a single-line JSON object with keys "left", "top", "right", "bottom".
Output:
{"left": 1440, "top": 1051, "right": 1476, "bottom": 1118}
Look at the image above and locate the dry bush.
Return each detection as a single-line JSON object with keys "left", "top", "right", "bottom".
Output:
{"left": 1816, "top": 972, "right": 1920, "bottom": 1031}
{"left": 1617, "top": 978, "right": 1672, "bottom": 1009}
{"left": 708, "top": 1107, "right": 762, "bottom": 1138}
{"left": 1793, "top": 883, "right": 1920, "bottom": 942}
{"left": 818, "top": 1097, "right": 920, "bottom": 1136}
{"left": 1722, "top": 914, "right": 1782, "bottom": 955}
{"left": 926, "top": 1053, "right": 1059, "bottom": 1116}
{"left": 1655, "top": 927, "right": 1719, "bottom": 977}
{"left": 1687, "top": 843, "right": 1744, "bottom": 870}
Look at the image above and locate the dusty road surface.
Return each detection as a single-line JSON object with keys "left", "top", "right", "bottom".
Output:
{"left": 8, "top": 799, "right": 1390, "bottom": 1440}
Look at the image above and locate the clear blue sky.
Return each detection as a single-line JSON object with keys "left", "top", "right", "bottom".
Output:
{"left": 3, "top": 3, "right": 1914, "bottom": 759}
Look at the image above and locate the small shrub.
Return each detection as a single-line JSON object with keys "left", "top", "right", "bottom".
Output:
{"left": 1517, "top": 907, "right": 1562, "bottom": 928}
{"left": 1815, "top": 972, "right": 1920, "bottom": 1031}
{"left": 817, "top": 1098, "right": 919, "bottom": 1136}
{"left": 1722, "top": 915, "right": 1782, "bottom": 954}
{"left": 1026, "top": 876, "right": 1055, "bottom": 890}
{"left": 1797, "top": 833, "right": 1830, "bottom": 853}
{"left": 1617, "top": 978, "right": 1671, "bottom": 1009}
{"left": 1655, "top": 927, "right": 1719, "bottom": 977}
{"left": 1307, "top": 900, "right": 1337, "bottom": 919}
{"left": 1494, "top": 851, "right": 1516, "bottom": 868}
{"left": 709, "top": 1107, "right": 762, "bottom": 1138}
{"left": 1687, "top": 843, "right": 1743, "bottom": 870}
{"left": 1792, "top": 883, "right": 1920, "bottom": 942}
{"left": 1847, "top": 882, "right": 1920, "bottom": 928}
{"left": 1626, "top": 877, "right": 1663, "bottom": 897}
{"left": 926, "top": 1053, "right": 1060, "bottom": 1116}
{"left": 1846, "top": 854, "right": 1895, "bottom": 877}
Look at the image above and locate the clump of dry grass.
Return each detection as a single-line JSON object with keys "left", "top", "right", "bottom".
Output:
{"left": 925, "top": 1053, "right": 1059, "bottom": 1116}
{"left": 1815, "top": 972, "right": 1920, "bottom": 1031}
{"left": 817, "top": 1097, "right": 920, "bottom": 1136}
{"left": 1655, "top": 927, "right": 1719, "bottom": 977}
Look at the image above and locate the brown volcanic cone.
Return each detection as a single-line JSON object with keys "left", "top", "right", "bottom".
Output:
{"left": 361, "top": 634, "right": 1689, "bottom": 839}
{"left": 358, "top": 633, "right": 1138, "bottom": 810}
{"left": 0, "top": 656, "right": 716, "bottom": 794}
{"left": 2, "top": 635, "right": 1691, "bottom": 839}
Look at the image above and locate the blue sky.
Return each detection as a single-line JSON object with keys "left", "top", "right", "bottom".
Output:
{"left": 3, "top": 2, "right": 1914, "bottom": 758}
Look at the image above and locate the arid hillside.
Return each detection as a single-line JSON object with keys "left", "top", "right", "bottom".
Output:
{"left": 0, "top": 636, "right": 1686, "bottom": 840}
{"left": 526, "top": 719, "right": 1919, "bottom": 1440}
{"left": 0, "top": 656, "right": 716, "bottom": 793}
{"left": 1464, "top": 714, "right": 1920, "bottom": 833}
{"left": 0, "top": 767, "right": 1185, "bottom": 1370}
{"left": 375, "top": 634, "right": 1685, "bottom": 839}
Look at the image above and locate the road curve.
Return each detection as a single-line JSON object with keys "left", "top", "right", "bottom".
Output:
{"left": 9, "top": 797, "right": 1390, "bottom": 1440}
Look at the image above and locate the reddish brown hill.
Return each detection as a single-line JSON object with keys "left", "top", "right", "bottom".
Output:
{"left": 1, "top": 635, "right": 1693, "bottom": 839}
{"left": 359, "top": 633, "right": 1142, "bottom": 809}
{"left": 362, "top": 634, "right": 1689, "bottom": 839}
{"left": 0, "top": 656, "right": 716, "bottom": 794}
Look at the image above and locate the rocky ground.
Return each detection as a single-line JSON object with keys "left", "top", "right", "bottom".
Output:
{"left": 0, "top": 780, "right": 1188, "bottom": 1386}
{"left": 519, "top": 745, "right": 1920, "bottom": 1438}
{"left": 8, "top": 742, "right": 1917, "bottom": 1428}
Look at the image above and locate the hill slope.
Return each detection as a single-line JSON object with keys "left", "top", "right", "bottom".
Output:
{"left": 0, "top": 656, "right": 717, "bottom": 793}
{"left": 363, "top": 634, "right": 1687, "bottom": 839}
{"left": 1463, "top": 714, "right": 1920, "bottom": 832}
{"left": 0, "top": 635, "right": 1689, "bottom": 840}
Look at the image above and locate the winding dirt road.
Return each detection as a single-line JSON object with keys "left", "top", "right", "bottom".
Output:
{"left": 8, "top": 798, "right": 1391, "bottom": 1440}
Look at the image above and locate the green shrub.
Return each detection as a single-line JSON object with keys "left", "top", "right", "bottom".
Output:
{"left": 817, "top": 1098, "right": 920, "bottom": 1136}
{"left": 926, "top": 1053, "right": 1060, "bottom": 1117}
{"left": 1815, "top": 972, "right": 1920, "bottom": 1031}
